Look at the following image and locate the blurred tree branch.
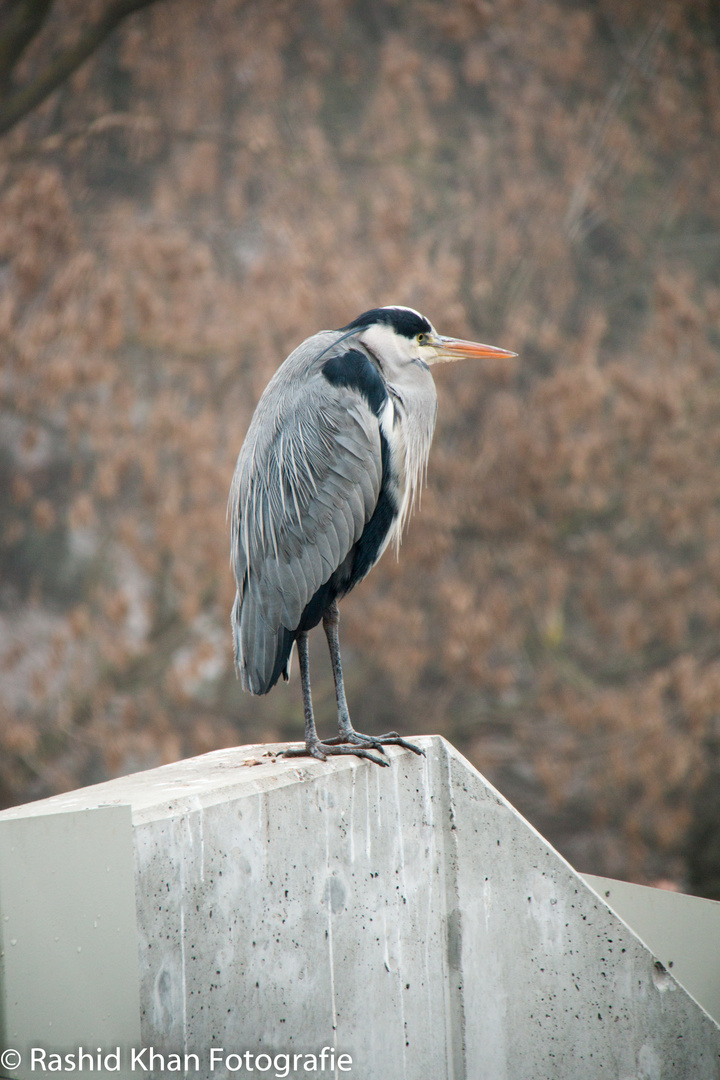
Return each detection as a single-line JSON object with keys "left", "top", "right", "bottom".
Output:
{"left": 0, "top": 0, "right": 165, "bottom": 137}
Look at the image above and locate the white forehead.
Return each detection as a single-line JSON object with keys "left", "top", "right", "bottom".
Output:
{"left": 379, "top": 305, "right": 439, "bottom": 336}
{"left": 380, "top": 304, "right": 422, "bottom": 316}
{"left": 380, "top": 305, "right": 435, "bottom": 328}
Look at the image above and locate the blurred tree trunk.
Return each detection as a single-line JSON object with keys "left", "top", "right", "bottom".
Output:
{"left": 0, "top": 0, "right": 164, "bottom": 137}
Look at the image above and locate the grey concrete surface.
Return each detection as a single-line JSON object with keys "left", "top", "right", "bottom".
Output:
{"left": 1, "top": 736, "right": 719, "bottom": 1079}
{"left": 0, "top": 805, "right": 140, "bottom": 1079}
{"left": 583, "top": 872, "right": 720, "bottom": 1025}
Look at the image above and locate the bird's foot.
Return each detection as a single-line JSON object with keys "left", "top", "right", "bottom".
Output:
{"left": 282, "top": 738, "right": 389, "bottom": 767}
{"left": 324, "top": 730, "right": 425, "bottom": 757}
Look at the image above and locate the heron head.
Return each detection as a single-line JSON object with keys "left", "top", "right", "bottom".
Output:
{"left": 342, "top": 305, "right": 517, "bottom": 368}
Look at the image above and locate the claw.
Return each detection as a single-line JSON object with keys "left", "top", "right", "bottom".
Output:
{"left": 380, "top": 736, "right": 425, "bottom": 757}
{"left": 323, "top": 732, "right": 387, "bottom": 753}
{"left": 282, "top": 741, "right": 389, "bottom": 767}
{"left": 336, "top": 730, "right": 425, "bottom": 757}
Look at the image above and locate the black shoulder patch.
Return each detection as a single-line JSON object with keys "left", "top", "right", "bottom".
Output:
{"left": 322, "top": 348, "right": 388, "bottom": 417}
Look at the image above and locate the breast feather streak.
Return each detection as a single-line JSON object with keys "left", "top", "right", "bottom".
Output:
{"left": 380, "top": 391, "right": 433, "bottom": 555}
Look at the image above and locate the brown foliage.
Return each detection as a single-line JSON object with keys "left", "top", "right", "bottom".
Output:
{"left": 1, "top": 0, "right": 720, "bottom": 889}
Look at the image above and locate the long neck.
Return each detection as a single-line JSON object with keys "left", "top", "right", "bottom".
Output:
{"left": 384, "top": 369, "right": 438, "bottom": 551}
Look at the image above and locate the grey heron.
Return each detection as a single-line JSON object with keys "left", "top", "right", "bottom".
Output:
{"left": 229, "top": 306, "right": 516, "bottom": 766}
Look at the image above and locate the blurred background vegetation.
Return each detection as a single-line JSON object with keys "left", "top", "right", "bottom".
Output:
{"left": 1, "top": 0, "right": 720, "bottom": 897}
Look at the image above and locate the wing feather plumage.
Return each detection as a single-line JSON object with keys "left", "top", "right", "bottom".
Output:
{"left": 229, "top": 334, "right": 385, "bottom": 694}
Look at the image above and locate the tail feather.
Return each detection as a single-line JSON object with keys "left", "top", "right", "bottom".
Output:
{"left": 232, "top": 589, "right": 295, "bottom": 695}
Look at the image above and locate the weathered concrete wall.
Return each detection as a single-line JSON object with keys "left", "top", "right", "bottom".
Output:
{"left": 583, "top": 872, "right": 720, "bottom": 1025}
{"left": 2, "top": 737, "right": 719, "bottom": 1079}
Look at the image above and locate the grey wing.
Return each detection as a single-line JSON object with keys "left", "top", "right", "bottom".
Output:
{"left": 229, "top": 374, "right": 382, "bottom": 694}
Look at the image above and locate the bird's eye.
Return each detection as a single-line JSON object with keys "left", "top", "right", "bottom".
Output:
{"left": 416, "top": 333, "right": 426, "bottom": 344}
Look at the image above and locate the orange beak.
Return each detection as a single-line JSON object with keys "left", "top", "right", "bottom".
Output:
{"left": 429, "top": 335, "right": 518, "bottom": 364}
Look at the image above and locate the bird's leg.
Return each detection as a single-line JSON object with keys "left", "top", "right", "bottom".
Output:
{"left": 321, "top": 601, "right": 381, "bottom": 748}
{"left": 282, "top": 630, "right": 388, "bottom": 766}
{"left": 321, "top": 601, "right": 424, "bottom": 757}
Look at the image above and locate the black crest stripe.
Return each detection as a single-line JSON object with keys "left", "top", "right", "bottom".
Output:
{"left": 340, "top": 307, "right": 432, "bottom": 340}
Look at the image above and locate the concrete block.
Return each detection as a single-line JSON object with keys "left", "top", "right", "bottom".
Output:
{"left": 1, "top": 737, "right": 719, "bottom": 1079}
{"left": 0, "top": 805, "right": 140, "bottom": 1079}
{"left": 583, "top": 872, "right": 720, "bottom": 1025}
